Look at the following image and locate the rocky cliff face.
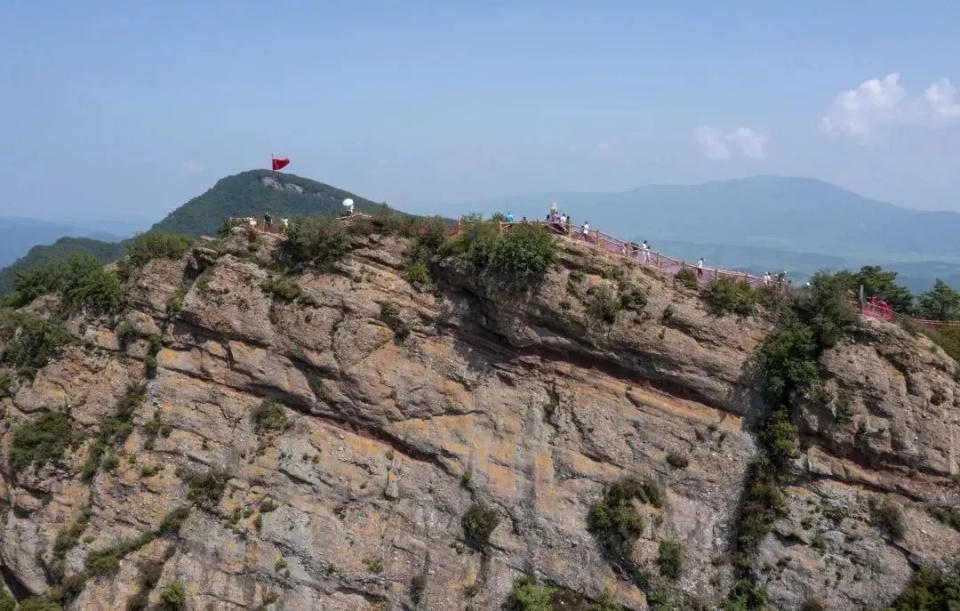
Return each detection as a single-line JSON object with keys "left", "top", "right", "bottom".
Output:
{"left": 0, "top": 227, "right": 957, "bottom": 610}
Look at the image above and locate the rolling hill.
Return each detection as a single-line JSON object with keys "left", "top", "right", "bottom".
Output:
{"left": 150, "top": 170, "right": 383, "bottom": 237}
{"left": 0, "top": 216, "right": 131, "bottom": 268}
{"left": 0, "top": 237, "right": 127, "bottom": 295}
{"left": 0, "top": 170, "right": 383, "bottom": 296}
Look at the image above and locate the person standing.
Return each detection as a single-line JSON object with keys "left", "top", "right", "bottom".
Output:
{"left": 642, "top": 241, "right": 650, "bottom": 264}
{"left": 697, "top": 257, "right": 705, "bottom": 279}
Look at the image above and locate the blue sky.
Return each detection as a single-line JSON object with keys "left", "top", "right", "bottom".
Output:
{"left": 2, "top": 0, "right": 960, "bottom": 221}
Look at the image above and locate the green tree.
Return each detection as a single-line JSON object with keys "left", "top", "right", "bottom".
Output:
{"left": 836, "top": 265, "right": 914, "bottom": 314}
{"left": 917, "top": 279, "right": 960, "bottom": 321}
{"left": 280, "top": 216, "right": 352, "bottom": 268}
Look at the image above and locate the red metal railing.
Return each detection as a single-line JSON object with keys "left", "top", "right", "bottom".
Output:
{"left": 493, "top": 220, "right": 773, "bottom": 289}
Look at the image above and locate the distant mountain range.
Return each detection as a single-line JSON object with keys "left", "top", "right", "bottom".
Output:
{"left": 445, "top": 175, "right": 960, "bottom": 293}
{"left": 0, "top": 216, "right": 146, "bottom": 268}
{"left": 0, "top": 170, "right": 381, "bottom": 295}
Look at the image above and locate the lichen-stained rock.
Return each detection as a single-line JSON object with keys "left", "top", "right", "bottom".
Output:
{"left": 0, "top": 231, "right": 957, "bottom": 611}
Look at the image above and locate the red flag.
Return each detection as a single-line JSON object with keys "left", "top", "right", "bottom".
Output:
{"left": 271, "top": 157, "right": 290, "bottom": 171}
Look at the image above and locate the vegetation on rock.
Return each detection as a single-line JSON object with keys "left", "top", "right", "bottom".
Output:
{"left": 0, "top": 312, "right": 71, "bottom": 377}
{"left": 279, "top": 216, "right": 351, "bottom": 269}
{"left": 703, "top": 277, "right": 758, "bottom": 317}
{"left": 119, "top": 232, "right": 192, "bottom": 279}
{"left": 10, "top": 412, "right": 85, "bottom": 477}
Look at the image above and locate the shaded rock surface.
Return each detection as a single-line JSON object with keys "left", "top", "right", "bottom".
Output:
{"left": 0, "top": 230, "right": 956, "bottom": 610}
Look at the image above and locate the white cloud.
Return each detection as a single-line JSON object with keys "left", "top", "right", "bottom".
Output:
{"left": 377, "top": 159, "right": 391, "bottom": 166}
{"left": 820, "top": 73, "right": 960, "bottom": 139}
{"left": 596, "top": 142, "right": 610, "bottom": 151}
{"left": 694, "top": 126, "right": 767, "bottom": 160}
{"left": 180, "top": 160, "right": 204, "bottom": 173}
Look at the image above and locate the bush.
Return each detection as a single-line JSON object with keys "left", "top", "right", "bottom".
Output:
{"left": 159, "top": 507, "right": 191, "bottom": 537}
{"left": 123, "top": 233, "right": 192, "bottom": 271}
{"left": 405, "top": 264, "right": 431, "bottom": 290}
{"left": 461, "top": 502, "right": 500, "bottom": 549}
{"left": 0, "top": 373, "right": 11, "bottom": 398}
{"left": 380, "top": 302, "right": 410, "bottom": 341}
{"left": 159, "top": 581, "right": 187, "bottom": 609}
{"left": 8, "top": 252, "right": 122, "bottom": 314}
{"left": 251, "top": 399, "right": 291, "bottom": 434}
{"left": 0, "top": 590, "right": 14, "bottom": 611}
{"left": 927, "top": 504, "right": 960, "bottom": 532}
{"left": 0, "top": 313, "right": 71, "bottom": 377}
{"left": 873, "top": 499, "right": 907, "bottom": 540}
{"left": 86, "top": 533, "right": 157, "bottom": 577}
{"left": 488, "top": 222, "right": 557, "bottom": 290}
{"left": 882, "top": 566, "right": 960, "bottom": 611}
{"left": 410, "top": 571, "right": 427, "bottom": 605}
{"left": 262, "top": 277, "right": 301, "bottom": 302}
{"left": 181, "top": 468, "right": 229, "bottom": 510}
{"left": 10, "top": 412, "right": 84, "bottom": 477}
{"left": 656, "top": 540, "right": 684, "bottom": 580}
{"left": 674, "top": 268, "right": 699, "bottom": 290}
{"left": 703, "top": 277, "right": 757, "bottom": 317}
{"left": 666, "top": 452, "right": 689, "bottom": 469}
{"left": 732, "top": 459, "right": 787, "bottom": 568}
{"left": 619, "top": 287, "right": 647, "bottom": 313}
{"left": 721, "top": 580, "right": 769, "bottom": 611}
{"left": 281, "top": 216, "right": 351, "bottom": 268}
{"left": 588, "top": 476, "right": 663, "bottom": 569}
{"left": 504, "top": 575, "right": 554, "bottom": 611}
{"left": 589, "top": 287, "right": 621, "bottom": 324}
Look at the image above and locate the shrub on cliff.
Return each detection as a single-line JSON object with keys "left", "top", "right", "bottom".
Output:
{"left": 0, "top": 313, "right": 71, "bottom": 377}
{"left": 10, "top": 412, "right": 85, "bottom": 477}
{"left": 461, "top": 502, "right": 500, "bottom": 549}
{"left": 280, "top": 216, "right": 351, "bottom": 269}
{"left": 489, "top": 222, "right": 557, "bottom": 289}
{"left": 9, "top": 253, "right": 124, "bottom": 316}
{"left": 119, "top": 232, "right": 192, "bottom": 279}
{"left": 588, "top": 476, "right": 664, "bottom": 573}
{"left": 703, "top": 277, "right": 757, "bottom": 317}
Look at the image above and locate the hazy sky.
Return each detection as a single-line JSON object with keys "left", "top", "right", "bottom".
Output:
{"left": 3, "top": 0, "right": 960, "bottom": 221}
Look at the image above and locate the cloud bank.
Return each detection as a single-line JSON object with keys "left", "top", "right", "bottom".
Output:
{"left": 821, "top": 73, "right": 960, "bottom": 139}
{"left": 694, "top": 126, "right": 768, "bottom": 160}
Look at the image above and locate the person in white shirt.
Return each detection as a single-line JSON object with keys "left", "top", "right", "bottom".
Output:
{"left": 642, "top": 240, "right": 650, "bottom": 264}
{"left": 560, "top": 214, "right": 567, "bottom": 225}
{"left": 582, "top": 222, "right": 590, "bottom": 241}
{"left": 697, "top": 257, "right": 705, "bottom": 279}
{"left": 763, "top": 272, "right": 770, "bottom": 285}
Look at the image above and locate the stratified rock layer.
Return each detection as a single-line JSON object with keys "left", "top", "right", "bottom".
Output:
{"left": 0, "top": 229, "right": 957, "bottom": 610}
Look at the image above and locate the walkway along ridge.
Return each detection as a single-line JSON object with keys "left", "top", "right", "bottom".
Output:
{"left": 238, "top": 213, "right": 960, "bottom": 329}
